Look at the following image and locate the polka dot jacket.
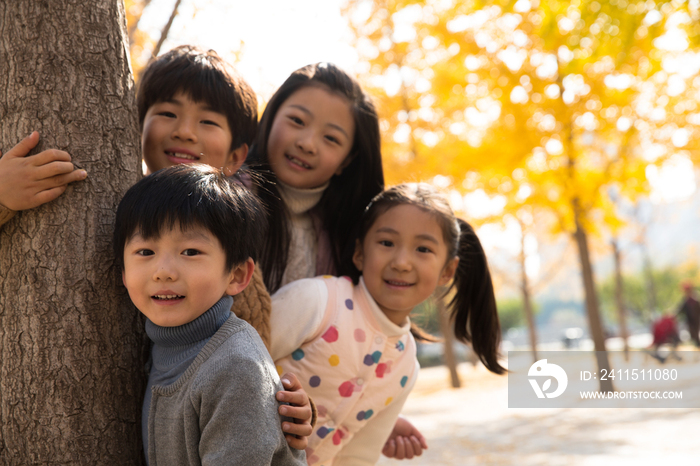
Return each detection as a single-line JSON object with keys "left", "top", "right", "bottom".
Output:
{"left": 273, "top": 276, "right": 418, "bottom": 466}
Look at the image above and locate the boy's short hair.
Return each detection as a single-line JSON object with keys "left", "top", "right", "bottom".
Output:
{"left": 113, "top": 164, "right": 266, "bottom": 271}
{"left": 136, "top": 45, "right": 258, "bottom": 151}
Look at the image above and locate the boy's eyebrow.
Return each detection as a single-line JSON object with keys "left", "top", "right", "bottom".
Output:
{"left": 289, "top": 104, "right": 351, "bottom": 139}
{"left": 163, "top": 96, "right": 220, "bottom": 114}
{"left": 161, "top": 97, "right": 183, "bottom": 105}
{"left": 179, "top": 228, "right": 217, "bottom": 242}
{"left": 375, "top": 227, "right": 440, "bottom": 244}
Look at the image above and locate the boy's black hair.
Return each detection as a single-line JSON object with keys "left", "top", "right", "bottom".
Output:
{"left": 247, "top": 62, "right": 384, "bottom": 292}
{"left": 136, "top": 45, "right": 258, "bottom": 151}
{"left": 113, "top": 164, "right": 266, "bottom": 272}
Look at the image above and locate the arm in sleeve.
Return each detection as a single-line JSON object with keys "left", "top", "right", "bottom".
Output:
{"left": 269, "top": 278, "right": 328, "bottom": 361}
{"left": 197, "top": 342, "right": 305, "bottom": 466}
{"left": 333, "top": 362, "right": 420, "bottom": 466}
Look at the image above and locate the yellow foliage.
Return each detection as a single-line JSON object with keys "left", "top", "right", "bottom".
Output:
{"left": 345, "top": 0, "right": 700, "bottom": 240}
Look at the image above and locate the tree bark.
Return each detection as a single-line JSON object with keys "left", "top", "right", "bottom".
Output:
{"left": 0, "top": 1, "right": 146, "bottom": 464}
{"left": 573, "top": 214, "right": 614, "bottom": 392}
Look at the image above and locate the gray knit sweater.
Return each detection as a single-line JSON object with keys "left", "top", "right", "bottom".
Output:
{"left": 143, "top": 296, "right": 306, "bottom": 466}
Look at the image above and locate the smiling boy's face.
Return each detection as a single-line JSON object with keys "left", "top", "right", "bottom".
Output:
{"left": 122, "top": 223, "right": 251, "bottom": 327}
{"left": 141, "top": 91, "right": 247, "bottom": 176}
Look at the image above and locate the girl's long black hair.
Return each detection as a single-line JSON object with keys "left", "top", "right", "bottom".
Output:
{"left": 247, "top": 63, "right": 384, "bottom": 293}
{"left": 353, "top": 183, "right": 505, "bottom": 375}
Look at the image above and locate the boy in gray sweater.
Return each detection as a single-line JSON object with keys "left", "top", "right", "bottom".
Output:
{"left": 113, "top": 163, "right": 307, "bottom": 466}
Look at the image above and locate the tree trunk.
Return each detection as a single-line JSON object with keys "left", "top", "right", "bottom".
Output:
{"left": 519, "top": 227, "right": 538, "bottom": 363}
{"left": 437, "top": 295, "right": 461, "bottom": 388}
{"left": 611, "top": 238, "right": 630, "bottom": 361}
{"left": 0, "top": 1, "right": 146, "bottom": 464}
{"left": 641, "top": 238, "right": 659, "bottom": 315}
{"left": 573, "top": 215, "right": 614, "bottom": 392}
{"left": 151, "top": 0, "right": 182, "bottom": 59}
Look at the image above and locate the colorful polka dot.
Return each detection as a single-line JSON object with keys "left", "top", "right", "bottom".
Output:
{"left": 317, "top": 405, "right": 328, "bottom": 417}
{"left": 332, "top": 429, "right": 345, "bottom": 445}
{"left": 339, "top": 381, "right": 355, "bottom": 397}
{"left": 363, "top": 354, "right": 374, "bottom": 366}
{"left": 400, "top": 376, "right": 408, "bottom": 387}
{"left": 329, "top": 354, "right": 340, "bottom": 366}
{"left": 355, "top": 409, "right": 374, "bottom": 421}
{"left": 385, "top": 397, "right": 393, "bottom": 406}
{"left": 292, "top": 349, "right": 305, "bottom": 361}
{"left": 396, "top": 341, "right": 405, "bottom": 351}
{"left": 372, "top": 351, "right": 382, "bottom": 363}
{"left": 305, "top": 448, "right": 317, "bottom": 464}
{"left": 345, "top": 299, "right": 354, "bottom": 310}
{"left": 322, "top": 275, "right": 333, "bottom": 278}
{"left": 364, "top": 409, "right": 374, "bottom": 420}
{"left": 322, "top": 326, "right": 339, "bottom": 343}
{"left": 309, "top": 376, "right": 321, "bottom": 388}
{"left": 317, "top": 426, "right": 333, "bottom": 439}
{"left": 342, "top": 276, "right": 352, "bottom": 282}
{"left": 375, "top": 363, "right": 388, "bottom": 378}
{"left": 275, "top": 365, "right": 283, "bottom": 376}
{"left": 354, "top": 329, "right": 366, "bottom": 342}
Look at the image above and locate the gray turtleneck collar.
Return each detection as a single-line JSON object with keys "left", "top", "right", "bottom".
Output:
{"left": 142, "top": 295, "right": 233, "bottom": 459}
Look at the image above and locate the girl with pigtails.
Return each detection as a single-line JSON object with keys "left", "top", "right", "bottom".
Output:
{"left": 268, "top": 183, "right": 505, "bottom": 465}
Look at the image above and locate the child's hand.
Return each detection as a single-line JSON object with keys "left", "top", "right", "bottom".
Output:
{"left": 382, "top": 416, "right": 428, "bottom": 459}
{"left": 0, "top": 132, "right": 87, "bottom": 211}
{"left": 276, "top": 372, "right": 314, "bottom": 450}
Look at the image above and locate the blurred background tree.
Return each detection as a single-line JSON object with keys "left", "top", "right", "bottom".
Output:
{"left": 345, "top": 0, "right": 700, "bottom": 391}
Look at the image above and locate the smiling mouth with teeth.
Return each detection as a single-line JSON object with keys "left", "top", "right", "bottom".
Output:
{"left": 153, "top": 294, "right": 185, "bottom": 300}
{"left": 167, "top": 151, "right": 199, "bottom": 161}
{"left": 385, "top": 280, "right": 414, "bottom": 287}
{"left": 286, "top": 154, "right": 311, "bottom": 169}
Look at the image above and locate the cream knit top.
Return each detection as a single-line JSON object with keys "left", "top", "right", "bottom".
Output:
{"left": 277, "top": 181, "right": 329, "bottom": 287}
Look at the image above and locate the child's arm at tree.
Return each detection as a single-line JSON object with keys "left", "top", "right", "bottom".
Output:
{"left": 0, "top": 131, "right": 87, "bottom": 226}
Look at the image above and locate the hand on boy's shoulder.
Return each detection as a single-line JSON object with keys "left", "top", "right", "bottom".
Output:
{"left": 0, "top": 131, "right": 87, "bottom": 212}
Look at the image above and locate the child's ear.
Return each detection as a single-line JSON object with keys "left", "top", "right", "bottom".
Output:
{"left": 352, "top": 239, "right": 364, "bottom": 272}
{"left": 438, "top": 256, "right": 459, "bottom": 287}
{"left": 225, "top": 257, "right": 255, "bottom": 296}
{"left": 224, "top": 143, "right": 249, "bottom": 177}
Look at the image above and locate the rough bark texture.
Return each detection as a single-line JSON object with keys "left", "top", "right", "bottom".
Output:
{"left": 0, "top": 1, "right": 146, "bottom": 464}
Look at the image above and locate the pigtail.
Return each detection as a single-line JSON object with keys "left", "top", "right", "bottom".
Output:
{"left": 448, "top": 219, "right": 505, "bottom": 374}
{"left": 410, "top": 322, "right": 440, "bottom": 343}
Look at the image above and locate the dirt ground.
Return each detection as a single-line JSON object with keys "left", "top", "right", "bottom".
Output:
{"left": 376, "top": 359, "right": 700, "bottom": 466}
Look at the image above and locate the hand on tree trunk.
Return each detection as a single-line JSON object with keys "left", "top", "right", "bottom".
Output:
{"left": 0, "top": 131, "right": 87, "bottom": 211}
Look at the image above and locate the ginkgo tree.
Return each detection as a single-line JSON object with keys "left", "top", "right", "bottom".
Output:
{"left": 346, "top": 0, "right": 700, "bottom": 391}
{"left": 125, "top": 0, "right": 185, "bottom": 80}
